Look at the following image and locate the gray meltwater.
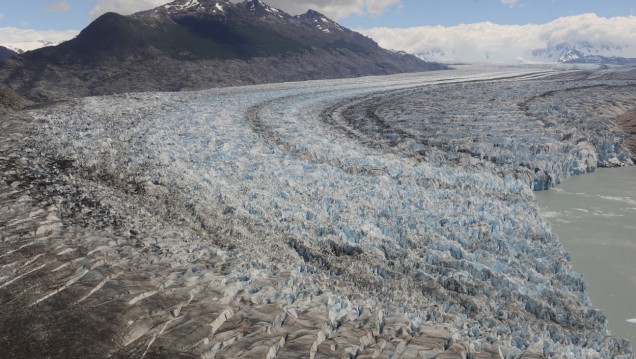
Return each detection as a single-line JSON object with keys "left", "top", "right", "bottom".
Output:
{"left": 535, "top": 166, "right": 636, "bottom": 345}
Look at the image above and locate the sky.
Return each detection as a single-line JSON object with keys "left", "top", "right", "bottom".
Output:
{"left": 0, "top": 0, "right": 634, "bottom": 30}
{"left": 0, "top": 0, "right": 635, "bottom": 62}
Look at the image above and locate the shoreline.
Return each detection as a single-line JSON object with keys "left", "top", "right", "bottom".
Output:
{"left": 535, "top": 166, "right": 636, "bottom": 346}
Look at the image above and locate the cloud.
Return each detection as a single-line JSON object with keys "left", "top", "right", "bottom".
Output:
{"left": 0, "top": 27, "right": 79, "bottom": 52}
{"left": 500, "top": 0, "right": 522, "bottom": 7}
{"left": 366, "top": 0, "right": 402, "bottom": 16}
{"left": 89, "top": 0, "right": 402, "bottom": 20}
{"left": 90, "top": 0, "right": 172, "bottom": 19}
{"left": 0, "top": 13, "right": 4, "bottom": 20}
{"left": 359, "top": 13, "right": 636, "bottom": 63}
{"left": 263, "top": 0, "right": 402, "bottom": 19}
{"left": 45, "top": 1, "right": 71, "bottom": 12}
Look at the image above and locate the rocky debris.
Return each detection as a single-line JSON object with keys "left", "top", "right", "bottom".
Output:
{"left": 617, "top": 108, "right": 636, "bottom": 160}
{"left": 334, "top": 73, "right": 635, "bottom": 190}
{"left": 1, "top": 66, "right": 634, "bottom": 358}
{"left": 0, "top": 84, "right": 32, "bottom": 115}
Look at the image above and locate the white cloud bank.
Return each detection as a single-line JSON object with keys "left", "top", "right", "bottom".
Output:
{"left": 0, "top": 28, "right": 79, "bottom": 52}
{"left": 360, "top": 13, "right": 636, "bottom": 64}
{"left": 89, "top": 0, "right": 402, "bottom": 20}
{"left": 89, "top": 0, "right": 172, "bottom": 19}
{"left": 45, "top": 1, "right": 71, "bottom": 12}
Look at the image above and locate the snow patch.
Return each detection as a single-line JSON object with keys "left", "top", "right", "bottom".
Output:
{"left": 164, "top": 0, "right": 200, "bottom": 11}
{"left": 1, "top": 40, "right": 60, "bottom": 53}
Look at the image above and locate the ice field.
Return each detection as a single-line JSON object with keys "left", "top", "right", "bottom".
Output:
{"left": 1, "top": 65, "right": 635, "bottom": 358}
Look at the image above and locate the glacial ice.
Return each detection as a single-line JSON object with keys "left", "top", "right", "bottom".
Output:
{"left": 15, "top": 64, "right": 636, "bottom": 357}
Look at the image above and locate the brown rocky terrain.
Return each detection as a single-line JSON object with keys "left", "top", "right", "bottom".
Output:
{"left": 0, "top": 84, "right": 32, "bottom": 115}
{"left": 618, "top": 108, "right": 636, "bottom": 159}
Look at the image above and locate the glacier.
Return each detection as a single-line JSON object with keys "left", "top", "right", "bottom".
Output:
{"left": 1, "top": 64, "right": 635, "bottom": 358}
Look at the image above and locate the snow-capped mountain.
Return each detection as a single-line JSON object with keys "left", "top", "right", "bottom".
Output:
{"left": 531, "top": 42, "right": 636, "bottom": 64}
{"left": 416, "top": 41, "right": 636, "bottom": 65}
{"left": 415, "top": 40, "right": 636, "bottom": 65}
{"left": 0, "top": 28, "right": 80, "bottom": 54}
{"left": 0, "top": 0, "right": 443, "bottom": 102}
{"left": 1, "top": 40, "right": 59, "bottom": 54}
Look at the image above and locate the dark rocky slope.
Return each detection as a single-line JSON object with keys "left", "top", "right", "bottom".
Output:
{"left": 0, "top": 0, "right": 444, "bottom": 102}
{"left": 0, "top": 46, "right": 18, "bottom": 62}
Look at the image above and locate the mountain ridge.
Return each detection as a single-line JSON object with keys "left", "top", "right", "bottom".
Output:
{"left": 0, "top": 0, "right": 444, "bottom": 102}
{"left": 417, "top": 42, "right": 636, "bottom": 65}
{"left": 0, "top": 46, "right": 18, "bottom": 62}
{"left": 532, "top": 42, "right": 636, "bottom": 64}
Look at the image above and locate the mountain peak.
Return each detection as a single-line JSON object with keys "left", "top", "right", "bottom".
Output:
{"left": 296, "top": 9, "right": 345, "bottom": 34}
{"left": 245, "top": 0, "right": 266, "bottom": 8}
{"left": 303, "top": 9, "right": 324, "bottom": 17}
{"left": 239, "top": 0, "right": 287, "bottom": 17}
{"left": 156, "top": 0, "right": 232, "bottom": 15}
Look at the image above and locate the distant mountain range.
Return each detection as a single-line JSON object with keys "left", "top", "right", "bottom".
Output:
{"left": 0, "top": 0, "right": 444, "bottom": 102}
{"left": 531, "top": 42, "right": 636, "bottom": 64}
{"left": 361, "top": 14, "right": 636, "bottom": 65}
{"left": 416, "top": 41, "right": 636, "bottom": 65}
{"left": 1, "top": 41, "right": 62, "bottom": 55}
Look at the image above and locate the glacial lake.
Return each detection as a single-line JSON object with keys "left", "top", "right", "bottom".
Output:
{"left": 535, "top": 166, "right": 636, "bottom": 346}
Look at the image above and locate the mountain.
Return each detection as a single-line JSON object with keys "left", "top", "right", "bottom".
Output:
{"left": 416, "top": 41, "right": 636, "bottom": 65}
{"left": 565, "top": 55, "right": 636, "bottom": 65}
{"left": 0, "top": 46, "right": 18, "bottom": 62}
{"left": 531, "top": 42, "right": 636, "bottom": 64}
{"left": 0, "top": 0, "right": 444, "bottom": 102}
